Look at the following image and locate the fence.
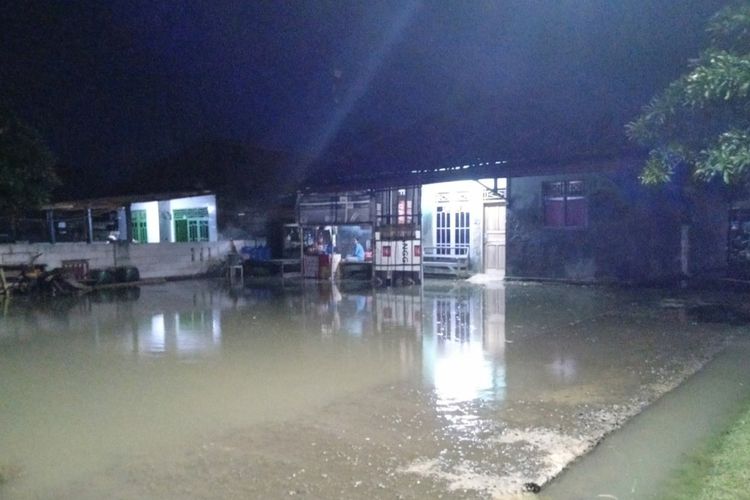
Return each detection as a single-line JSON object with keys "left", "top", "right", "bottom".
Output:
{"left": 0, "top": 208, "right": 121, "bottom": 244}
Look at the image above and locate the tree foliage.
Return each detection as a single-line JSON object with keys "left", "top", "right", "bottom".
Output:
{"left": 627, "top": 2, "right": 750, "bottom": 185}
{"left": 0, "top": 110, "right": 58, "bottom": 216}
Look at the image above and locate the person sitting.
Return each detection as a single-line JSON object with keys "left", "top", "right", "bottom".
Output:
{"left": 346, "top": 236, "right": 365, "bottom": 262}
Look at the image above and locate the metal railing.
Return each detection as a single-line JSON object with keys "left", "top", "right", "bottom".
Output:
{"left": 427, "top": 243, "right": 470, "bottom": 257}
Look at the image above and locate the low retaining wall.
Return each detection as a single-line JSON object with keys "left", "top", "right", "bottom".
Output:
{"left": 0, "top": 241, "right": 248, "bottom": 279}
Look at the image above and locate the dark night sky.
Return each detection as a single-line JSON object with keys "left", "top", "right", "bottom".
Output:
{"left": 0, "top": 0, "right": 730, "bottom": 185}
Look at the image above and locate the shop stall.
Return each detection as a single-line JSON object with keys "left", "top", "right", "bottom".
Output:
{"left": 298, "top": 191, "right": 374, "bottom": 280}
{"left": 297, "top": 187, "right": 422, "bottom": 285}
{"left": 373, "top": 187, "right": 422, "bottom": 286}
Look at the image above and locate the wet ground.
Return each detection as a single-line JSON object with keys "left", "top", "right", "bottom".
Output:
{"left": 0, "top": 279, "right": 746, "bottom": 499}
{"left": 545, "top": 338, "right": 750, "bottom": 500}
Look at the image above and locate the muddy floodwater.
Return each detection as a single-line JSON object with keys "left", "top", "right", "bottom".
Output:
{"left": 0, "top": 280, "right": 745, "bottom": 499}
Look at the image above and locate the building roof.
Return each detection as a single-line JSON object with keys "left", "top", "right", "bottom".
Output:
{"left": 302, "top": 153, "right": 644, "bottom": 193}
{"left": 42, "top": 190, "right": 215, "bottom": 211}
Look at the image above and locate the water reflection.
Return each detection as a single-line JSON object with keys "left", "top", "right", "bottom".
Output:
{"left": 373, "top": 287, "right": 422, "bottom": 336}
{"left": 126, "top": 309, "right": 222, "bottom": 357}
{"left": 0, "top": 288, "right": 229, "bottom": 359}
{"left": 422, "top": 287, "right": 507, "bottom": 406}
{"left": 546, "top": 354, "right": 578, "bottom": 383}
{"left": 1, "top": 282, "right": 509, "bottom": 400}
{"left": 302, "top": 284, "right": 508, "bottom": 411}
{"left": 1, "top": 282, "right": 509, "bottom": 452}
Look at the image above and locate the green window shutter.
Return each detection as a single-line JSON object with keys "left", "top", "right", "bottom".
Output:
{"left": 188, "top": 220, "right": 198, "bottom": 242}
{"left": 198, "top": 220, "right": 209, "bottom": 242}
{"left": 131, "top": 210, "right": 148, "bottom": 243}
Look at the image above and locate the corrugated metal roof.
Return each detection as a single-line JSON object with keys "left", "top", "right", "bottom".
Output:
{"left": 42, "top": 190, "right": 215, "bottom": 211}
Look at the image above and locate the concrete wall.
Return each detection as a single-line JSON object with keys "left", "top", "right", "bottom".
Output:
{"left": 0, "top": 240, "right": 246, "bottom": 279}
{"left": 158, "top": 201, "right": 171, "bottom": 242}
{"left": 506, "top": 168, "right": 729, "bottom": 283}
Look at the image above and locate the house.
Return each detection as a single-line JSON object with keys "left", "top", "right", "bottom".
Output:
{"left": 296, "top": 177, "right": 509, "bottom": 284}
{"left": 0, "top": 191, "right": 249, "bottom": 281}
{"left": 299, "top": 154, "right": 734, "bottom": 285}
{"left": 42, "top": 191, "right": 219, "bottom": 244}
{"left": 505, "top": 162, "right": 730, "bottom": 283}
{"left": 128, "top": 193, "right": 218, "bottom": 243}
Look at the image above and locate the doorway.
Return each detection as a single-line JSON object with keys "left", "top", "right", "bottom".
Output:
{"left": 483, "top": 203, "right": 506, "bottom": 275}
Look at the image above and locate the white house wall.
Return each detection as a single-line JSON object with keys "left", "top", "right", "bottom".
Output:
{"left": 158, "top": 200, "right": 171, "bottom": 242}
{"left": 421, "top": 181, "right": 483, "bottom": 273}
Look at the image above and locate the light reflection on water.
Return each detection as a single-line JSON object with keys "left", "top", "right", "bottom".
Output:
{"left": 423, "top": 288, "right": 506, "bottom": 406}
{"left": 3, "top": 279, "right": 715, "bottom": 498}
{"left": 128, "top": 310, "right": 222, "bottom": 357}
{"left": 0, "top": 280, "right": 509, "bottom": 494}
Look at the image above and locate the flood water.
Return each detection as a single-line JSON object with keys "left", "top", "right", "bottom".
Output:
{"left": 0, "top": 280, "right": 745, "bottom": 499}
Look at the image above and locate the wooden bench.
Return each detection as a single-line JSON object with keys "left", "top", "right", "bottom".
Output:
{"left": 269, "top": 258, "right": 302, "bottom": 278}
{"left": 246, "top": 258, "right": 302, "bottom": 278}
{"left": 339, "top": 261, "right": 373, "bottom": 280}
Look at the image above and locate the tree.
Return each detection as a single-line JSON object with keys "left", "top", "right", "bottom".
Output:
{"left": 0, "top": 110, "right": 58, "bottom": 224}
{"left": 626, "top": 2, "right": 750, "bottom": 185}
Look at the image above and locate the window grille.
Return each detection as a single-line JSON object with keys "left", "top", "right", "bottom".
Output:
{"left": 543, "top": 180, "right": 587, "bottom": 228}
{"left": 436, "top": 206, "right": 451, "bottom": 255}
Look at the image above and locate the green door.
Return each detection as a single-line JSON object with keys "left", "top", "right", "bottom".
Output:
{"left": 174, "top": 219, "right": 189, "bottom": 242}
{"left": 173, "top": 208, "right": 209, "bottom": 242}
{"left": 131, "top": 210, "right": 148, "bottom": 243}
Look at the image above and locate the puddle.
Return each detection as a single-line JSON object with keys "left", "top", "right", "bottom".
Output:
{"left": 0, "top": 280, "right": 743, "bottom": 498}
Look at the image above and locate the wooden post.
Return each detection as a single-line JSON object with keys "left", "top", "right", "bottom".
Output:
{"left": 124, "top": 206, "right": 133, "bottom": 242}
{"left": 0, "top": 268, "right": 7, "bottom": 295}
{"left": 47, "top": 210, "right": 56, "bottom": 244}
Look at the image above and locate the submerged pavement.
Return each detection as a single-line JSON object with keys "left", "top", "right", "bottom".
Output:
{"left": 0, "top": 280, "right": 745, "bottom": 499}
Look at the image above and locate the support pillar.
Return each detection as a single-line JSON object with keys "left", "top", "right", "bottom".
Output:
{"left": 124, "top": 205, "right": 133, "bottom": 242}
{"left": 86, "top": 208, "right": 94, "bottom": 244}
{"left": 47, "top": 210, "right": 56, "bottom": 244}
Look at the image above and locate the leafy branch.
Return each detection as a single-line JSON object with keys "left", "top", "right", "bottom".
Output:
{"left": 627, "top": 2, "right": 750, "bottom": 185}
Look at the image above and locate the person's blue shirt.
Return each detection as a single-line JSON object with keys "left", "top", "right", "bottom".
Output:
{"left": 351, "top": 241, "right": 365, "bottom": 262}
